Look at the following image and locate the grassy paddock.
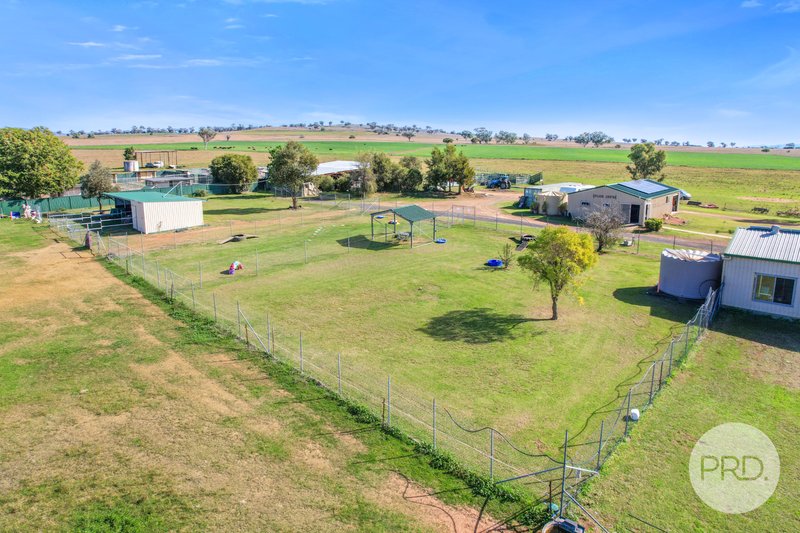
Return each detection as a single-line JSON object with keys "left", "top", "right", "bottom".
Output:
{"left": 141, "top": 200, "right": 698, "bottom": 457}
{"left": 72, "top": 140, "right": 800, "bottom": 171}
{"left": 583, "top": 311, "right": 800, "bottom": 531}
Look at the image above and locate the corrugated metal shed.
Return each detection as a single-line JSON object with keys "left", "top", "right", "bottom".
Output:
{"left": 607, "top": 179, "right": 680, "bottom": 199}
{"left": 105, "top": 191, "right": 201, "bottom": 203}
{"left": 312, "top": 160, "right": 360, "bottom": 176}
{"left": 724, "top": 226, "right": 800, "bottom": 264}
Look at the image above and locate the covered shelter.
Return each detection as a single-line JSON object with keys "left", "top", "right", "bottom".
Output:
{"left": 104, "top": 191, "right": 203, "bottom": 234}
{"left": 370, "top": 205, "right": 437, "bottom": 248}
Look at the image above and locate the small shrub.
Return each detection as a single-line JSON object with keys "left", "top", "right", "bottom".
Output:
{"left": 498, "top": 243, "right": 514, "bottom": 270}
{"left": 614, "top": 144, "right": 621, "bottom": 148}
{"left": 761, "top": 147, "right": 770, "bottom": 152}
{"left": 348, "top": 134, "right": 356, "bottom": 139}
{"left": 644, "top": 218, "right": 663, "bottom": 232}
{"left": 317, "top": 175, "right": 335, "bottom": 192}
{"left": 191, "top": 189, "right": 207, "bottom": 197}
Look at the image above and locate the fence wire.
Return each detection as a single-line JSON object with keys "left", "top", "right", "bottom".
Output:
{"left": 49, "top": 202, "right": 722, "bottom": 524}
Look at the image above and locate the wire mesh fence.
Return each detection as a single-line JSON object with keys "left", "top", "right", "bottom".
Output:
{"left": 49, "top": 200, "right": 722, "bottom": 523}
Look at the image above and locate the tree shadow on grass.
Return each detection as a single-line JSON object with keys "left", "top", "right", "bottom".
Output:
{"left": 418, "top": 308, "right": 545, "bottom": 344}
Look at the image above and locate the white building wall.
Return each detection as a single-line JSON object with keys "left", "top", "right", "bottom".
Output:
{"left": 141, "top": 201, "right": 203, "bottom": 234}
{"left": 567, "top": 187, "right": 645, "bottom": 224}
{"left": 131, "top": 201, "right": 147, "bottom": 233}
{"left": 720, "top": 256, "right": 800, "bottom": 319}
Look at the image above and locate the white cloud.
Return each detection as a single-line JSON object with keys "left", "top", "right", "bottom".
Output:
{"left": 717, "top": 108, "right": 751, "bottom": 118}
{"left": 185, "top": 59, "right": 224, "bottom": 67}
{"left": 111, "top": 24, "right": 128, "bottom": 32}
{"left": 740, "top": 0, "right": 761, "bottom": 7}
{"left": 225, "top": 24, "right": 244, "bottom": 29}
{"left": 67, "top": 41, "right": 106, "bottom": 47}
{"left": 746, "top": 48, "right": 800, "bottom": 88}
{"left": 225, "top": 17, "right": 239, "bottom": 23}
{"left": 775, "top": 1, "right": 800, "bottom": 12}
{"left": 112, "top": 54, "right": 162, "bottom": 61}
{"left": 262, "top": 13, "right": 278, "bottom": 17}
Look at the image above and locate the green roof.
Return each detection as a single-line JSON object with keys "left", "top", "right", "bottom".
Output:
{"left": 373, "top": 204, "right": 436, "bottom": 223}
{"left": 605, "top": 179, "right": 680, "bottom": 199}
{"left": 104, "top": 191, "right": 202, "bottom": 203}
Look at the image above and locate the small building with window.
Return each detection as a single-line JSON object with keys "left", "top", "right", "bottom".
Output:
{"left": 721, "top": 226, "right": 800, "bottom": 319}
{"left": 566, "top": 179, "right": 680, "bottom": 225}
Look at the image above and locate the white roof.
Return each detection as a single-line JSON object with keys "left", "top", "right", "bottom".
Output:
{"left": 312, "top": 160, "right": 360, "bottom": 176}
{"left": 724, "top": 226, "right": 800, "bottom": 264}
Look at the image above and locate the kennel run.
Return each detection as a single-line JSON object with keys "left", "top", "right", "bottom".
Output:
{"left": 104, "top": 191, "right": 204, "bottom": 234}
{"left": 369, "top": 204, "right": 438, "bottom": 248}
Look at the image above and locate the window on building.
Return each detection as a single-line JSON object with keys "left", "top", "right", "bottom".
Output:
{"left": 581, "top": 201, "right": 590, "bottom": 206}
{"left": 753, "top": 274, "right": 795, "bottom": 305}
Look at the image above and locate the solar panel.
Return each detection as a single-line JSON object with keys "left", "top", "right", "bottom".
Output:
{"left": 618, "top": 180, "right": 667, "bottom": 194}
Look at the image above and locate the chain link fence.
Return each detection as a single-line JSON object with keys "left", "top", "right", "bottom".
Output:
{"left": 49, "top": 201, "right": 722, "bottom": 525}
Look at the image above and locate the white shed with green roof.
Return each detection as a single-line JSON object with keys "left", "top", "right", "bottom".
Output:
{"left": 104, "top": 191, "right": 204, "bottom": 234}
{"left": 721, "top": 225, "right": 800, "bottom": 319}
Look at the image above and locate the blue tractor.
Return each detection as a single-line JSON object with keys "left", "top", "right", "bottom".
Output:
{"left": 486, "top": 175, "right": 511, "bottom": 189}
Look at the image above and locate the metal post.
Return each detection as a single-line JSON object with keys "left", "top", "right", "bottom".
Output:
{"left": 649, "top": 363, "right": 655, "bottom": 403}
{"left": 337, "top": 353, "right": 342, "bottom": 395}
{"left": 559, "top": 430, "right": 568, "bottom": 518}
{"left": 237, "top": 301, "right": 242, "bottom": 338}
{"left": 199, "top": 263, "right": 203, "bottom": 288}
{"left": 191, "top": 282, "right": 196, "bottom": 311}
{"left": 489, "top": 428, "right": 495, "bottom": 481}
{"left": 300, "top": 332, "right": 304, "bottom": 373}
{"left": 386, "top": 375, "right": 391, "bottom": 426}
{"left": 597, "top": 420, "right": 604, "bottom": 471}
{"left": 668, "top": 341, "right": 674, "bottom": 376}
{"left": 267, "top": 313, "right": 271, "bottom": 354}
{"left": 256, "top": 251, "right": 259, "bottom": 275}
{"left": 685, "top": 323, "right": 690, "bottom": 355}
{"left": 271, "top": 323, "right": 275, "bottom": 355}
{"left": 659, "top": 359, "right": 664, "bottom": 390}
{"left": 624, "top": 389, "right": 632, "bottom": 436}
{"left": 432, "top": 398, "right": 437, "bottom": 450}
{"left": 213, "top": 293, "right": 218, "bottom": 323}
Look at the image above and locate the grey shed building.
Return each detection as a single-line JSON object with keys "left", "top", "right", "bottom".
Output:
{"left": 721, "top": 225, "right": 800, "bottom": 319}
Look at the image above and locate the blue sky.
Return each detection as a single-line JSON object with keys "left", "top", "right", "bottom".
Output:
{"left": 0, "top": 0, "right": 798, "bottom": 145}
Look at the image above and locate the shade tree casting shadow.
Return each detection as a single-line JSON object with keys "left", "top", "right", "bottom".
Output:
{"left": 418, "top": 307, "right": 543, "bottom": 344}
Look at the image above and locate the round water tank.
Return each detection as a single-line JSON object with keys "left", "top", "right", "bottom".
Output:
{"left": 123, "top": 160, "right": 139, "bottom": 172}
{"left": 658, "top": 249, "right": 722, "bottom": 299}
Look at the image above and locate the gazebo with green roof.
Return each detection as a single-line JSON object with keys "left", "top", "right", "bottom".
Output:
{"left": 370, "top": 205, "right": 437, "bottom": 248}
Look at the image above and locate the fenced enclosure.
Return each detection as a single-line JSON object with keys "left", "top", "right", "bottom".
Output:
{"left": 49, "top": 200, "right": 722, "bottom": 527}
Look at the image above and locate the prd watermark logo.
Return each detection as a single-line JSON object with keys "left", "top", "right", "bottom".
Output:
{"left": 689, "top": 423, "right": 780, "bottom": 514}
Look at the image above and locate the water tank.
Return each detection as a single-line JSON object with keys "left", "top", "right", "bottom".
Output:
{"left": 123, "top": 160, "right": 139, "bottom": 172}
{"left": 658, "top": 249, "right": 722, "bottom": 299}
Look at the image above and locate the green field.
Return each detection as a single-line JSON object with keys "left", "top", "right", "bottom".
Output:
{"left": 584, "top": 311, "right": 800, "bottom": 531}
{"left": 0, "top": 219, "right": 531, "bottom": 531}
{"left": 142, "top": 196, "right": 699, "bottom": 459}
{"left": 72, "top": 140, "right": 800, "bottom": 171}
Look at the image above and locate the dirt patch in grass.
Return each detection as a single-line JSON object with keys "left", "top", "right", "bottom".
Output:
{"left": 744, "top": 339, "right": 800, "bottom": 391}
{"left": 738, "top": 196, "right": 797, "bottom": 203}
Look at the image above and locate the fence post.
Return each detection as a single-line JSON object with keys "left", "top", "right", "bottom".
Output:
{"left": 559, "top": 430, "right": 568, "bottom": 518}
{"left": 304, "top": 241, "right": 308, "bottom": 264}
{"left": 300, "top": 332, "right": 304, "bottom": 373}
{"left": 685, "top": 323, "right": 690, "bottom": 355}
{"left": 199, "top": 263, "right": 203, "bottom": 288}
{"left": 489, "top": 428, "right": 495, "bottom": 481}
{"left": 624, "top": 389, "right": 632, "bottom": 436}
{"left": 386, "top": 375, "right": 391, "bottom": 427}
{"left": 267, "top": 313, "right": 271, "bottom": 354}
{"left": 271, "top": 323, "right": 275, "bottom": 354}
{"left": 156, "top": 261, "right": 160, "bottom": 289}
{"left": 597, "top": 420, "right": 604, "bottom": 471}
{"left": 237, "top": 301, "right": 242, "bottom": 338}
{"left": 337, "top": 353, "right": 342, "bottom": 395}
{"left": 648, "top": 363, "right": 655, "bottom": 404}
{"left": 141, "top": 251, "right": 146, "bottom": 278}
{"left": 659, "top": 359, "right": 665, "bottom": 389}
{"left": 668, "top": 341, "right": 674, "bottom": 376}
{"left": 213, "top": 293, "right": 218, "bottom": 323}
{"left": 432, "top": 398, "right": 437, "bottom": 450}
{"left": 174, "top": 232, "right": 177, "bottom": 250}
{"left": 256, "top": 251, "right": 259, "bottom": 275}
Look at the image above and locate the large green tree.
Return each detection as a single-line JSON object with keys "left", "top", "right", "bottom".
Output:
{"left": 267, "top": 141, "right": 319, "bottom": 209}
{"left": 626, "top": 142, "right": 667, "bottom": 180}
{"left": 425, "top": 144, "right": 475, "bottom": 194}
{"left": 80, "top": 160, "right": 116, "bottom": 210}
{"left": 0, "top": 127, "right": 83, "bottom": 198}
{"left": 210, "top": 153, "right": 257, "bottom": 193}
{"left": 350, "top": 152, "right": 377, "bottom": 196}
{"left": 518, "top": 227, "right": 597, "bottom": 320}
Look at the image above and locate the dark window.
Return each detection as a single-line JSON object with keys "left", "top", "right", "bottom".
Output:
{"left": 753, "top": 274, "right": 795, "bottom": 306}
